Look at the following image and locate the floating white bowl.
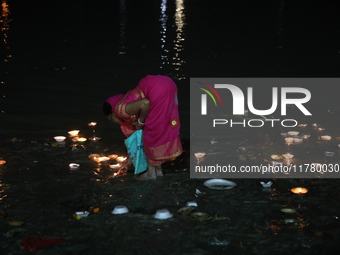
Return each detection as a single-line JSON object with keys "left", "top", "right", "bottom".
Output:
{"left": 75, "top": 211, "right": 90, "bottom": 218}
{"left": 111, "top": 205, "right": 129, "bottom": 214}
{"left": 280, "top": 208, "right": 297, "bottom": 214}
{"left": 203, "top": 179, "right": 237, "bottom": 190}
{"left": 186, "top": 201, "right": 198, "bottom": 207}
{"left": 154, "top": 209, "right": 173, "bottom": 219}
{"left": 325, "top": 151, "right": 335, "bottom": 157}
{"left": 69, "top": 163, "right": 80, "bottom": 170}
{"left": 260, "top": 181, "right": 273, "bottom": 188}
{"left": 54, "top": 136, "right": 66, "bottom": 142}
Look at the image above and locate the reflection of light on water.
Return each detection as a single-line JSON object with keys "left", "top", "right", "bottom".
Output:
{"left": 266, "top": 220, "right": 282, "bottom": 234}
{"left": 159, "top": 0, "right": 168, "bottom": 68}
{"left": 159, "top": 0, "right": 186, "bottom": 80}
{"left": 1, "top": 0, "right": 11, "bottom": 114}
{"left": 173, "top": 0, "right": 186, "bottom": 80}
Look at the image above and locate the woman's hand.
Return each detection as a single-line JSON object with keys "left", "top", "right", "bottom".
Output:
{"left": 106, "top": 113, "right": 124, "bottom": 124}
{"left": 132, "top": 121, "right": 143, "bottom": 130}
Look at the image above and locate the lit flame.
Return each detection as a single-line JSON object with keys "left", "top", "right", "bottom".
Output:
{"left": 88, "top": 122, "right": 97, "bottom": 127}
{"left": 68, "top": 130, "right": 80, "bottom": 136}
{"left": 290, "top": 187, "right": 308, "bottom": 194}
{"left": 77, "top": 137, "right": 87, "bottom": 142}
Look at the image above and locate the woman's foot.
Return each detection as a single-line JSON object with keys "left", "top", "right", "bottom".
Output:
{"left": 155, "top": 165, "right": 164, "bottom": 177}
{"left": 137, "top": 166, "right": 156, "bottom": 180}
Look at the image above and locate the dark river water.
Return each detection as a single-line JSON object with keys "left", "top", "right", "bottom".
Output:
{"left": 1, "top": 0, "right": 340, "bottom": 254}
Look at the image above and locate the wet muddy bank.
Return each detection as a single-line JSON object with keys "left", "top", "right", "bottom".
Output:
{"left": 1, "top": 133, "right": 340, "bottom": 254}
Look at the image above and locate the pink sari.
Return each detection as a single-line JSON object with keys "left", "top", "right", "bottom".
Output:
{"left": 106, "top": 75, "right": 183, "bottom": 165}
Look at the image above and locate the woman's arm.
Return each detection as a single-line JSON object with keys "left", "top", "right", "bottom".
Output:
{"left": 125, "top": 98, "right": 150, "bottom": 123}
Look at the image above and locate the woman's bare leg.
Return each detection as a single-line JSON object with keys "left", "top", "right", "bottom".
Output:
{"left": 156, "top": 165, "right": 163, "bottom": 177}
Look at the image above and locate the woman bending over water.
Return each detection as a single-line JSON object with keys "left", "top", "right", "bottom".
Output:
{"left": 103, "top": 75, "right": 183, "bottom": 180}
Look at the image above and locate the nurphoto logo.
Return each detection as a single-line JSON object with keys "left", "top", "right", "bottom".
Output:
{"left": 198, "top": 82, "right": 312, "bottom": 128}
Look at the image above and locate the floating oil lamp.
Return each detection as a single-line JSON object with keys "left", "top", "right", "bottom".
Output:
{"left": 320, "top": 135, "right": 332, "bottom": 141}
{"left": 77, "top": 137, "right": 87, "bottom": 142}
{"left": 311, "top": 123, "right": 319, "bottom": 128}
{"left": 302, "top": 134, "right": 310, "bottom": 139}
{"left": 95, "top": 156, "right": 110, "bottom": 163}
{"left": 287, "top": 131, "right": 299, "bottom": 136}
{"left": 88, "top": 154, "right": 99, "bottom": 160}
{"left": 116, "top": 156, "right": 127, "bottom": 163}
{"left": 318, "top": 127, "right": 325, "bottom": 131}
{"left": 109, "top": 163, "right": 121, "bottom": 170}
{"left": 88, "top": 122, "right": 97, "bottom": 127}
{"left": 271, "top": 154, "right": 281, "bottom": 160}
{"left": 69, "top": 163, "right": 80, "bottom": 170}
{"left": 194, "top": 152, "right": 206, "bottom": 164}
{"left": 282, "top": 153, "right": 294, "bottom": 159}
{"left": 68, "top": 130, "right": 80, "bottom": 137}
{"left": 0, "top": 160, "right": 6, "bottom": 165}
{"left": 108, "top": 154, "right": 118, "bottom": 159}
{"left": 293, "top": 138, "right": 303, "bottom": 144}
{"left": 54, "top": 136, "right": 66, "bottom": 142}
{"left": 290, "top": 187, "right": 308, "bottom": 194}
{"left": 298, "top": 124, "right": 307, "bottom": 127}
{"left": 88, "top": 136, "right": 101, "bottom": 141}
{"left": 285, "top": 137, "right": 294, "bottom": 143}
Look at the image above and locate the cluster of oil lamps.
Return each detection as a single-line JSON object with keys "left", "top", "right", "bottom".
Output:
{"left": 271, "top": 122, "right": 340, "bottom": 166}
{"left": 69, "top": 154, "right": 127, "bottom": 173}
{"left": 51, "top": 121, "right": 128, "bottom": 175}
{"left": 53, "top": 122, "right": 101, "bottom": 145}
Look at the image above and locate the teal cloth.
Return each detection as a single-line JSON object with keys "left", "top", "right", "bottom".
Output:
{"left": 124, "top": 130, "right": 148, "bottom": 174}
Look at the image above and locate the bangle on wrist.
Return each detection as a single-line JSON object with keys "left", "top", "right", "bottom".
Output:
{"left": 138, "top": 118, "right": 145, "bottom": 125}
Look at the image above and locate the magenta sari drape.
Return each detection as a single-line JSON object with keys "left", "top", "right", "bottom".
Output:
{"left": 106, "top": 75, "right": 183, "bottom": 165}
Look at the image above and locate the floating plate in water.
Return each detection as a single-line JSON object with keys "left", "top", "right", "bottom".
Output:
{"left": 191, "top": 212, "right": 209, "bottom": 221}
{"left": 203, "top": 179, "right": 237, "bottom": 190}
